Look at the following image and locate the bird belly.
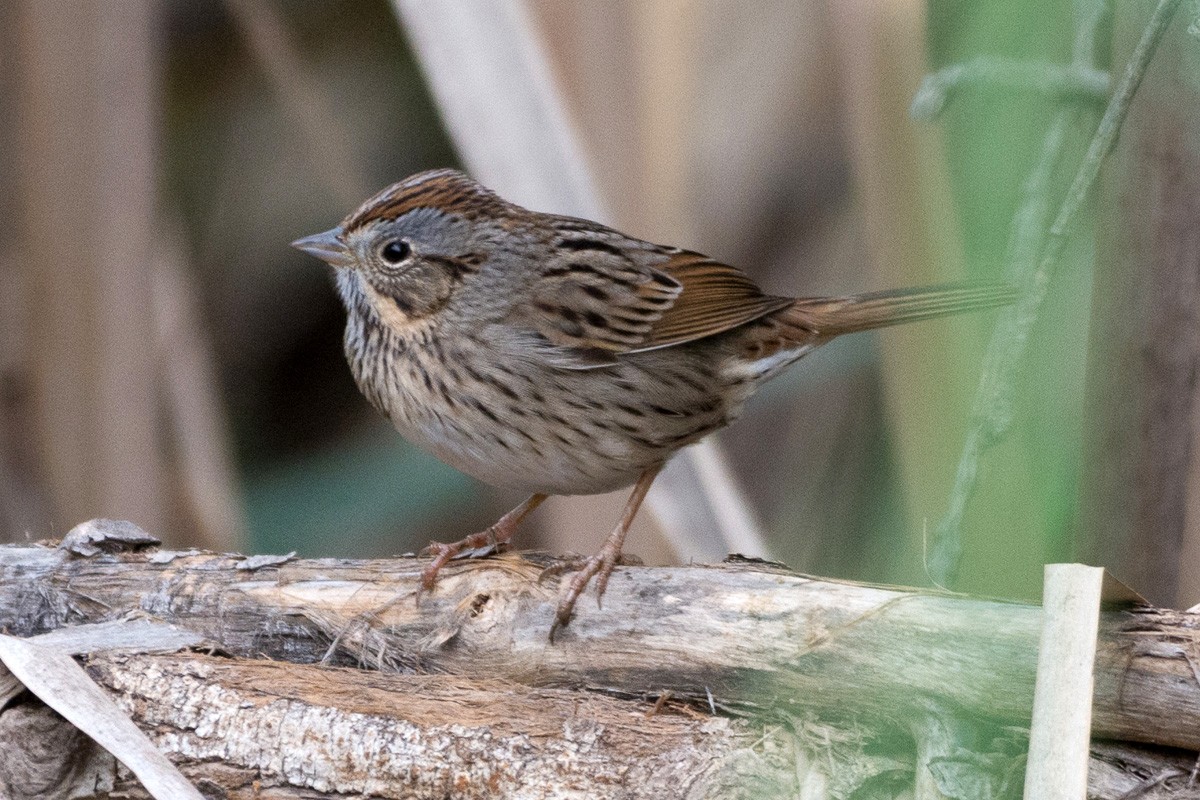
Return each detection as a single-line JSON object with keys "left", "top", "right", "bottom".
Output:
{"left": 371, "top": 345, "right": 730, "bottom": 496}
{"left": 393, "top": 412, "right": 648, "bottom": 495}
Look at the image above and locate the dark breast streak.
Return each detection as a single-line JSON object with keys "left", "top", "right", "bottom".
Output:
{"left": 338, "top": 270, "right": 744, "bottom": 494}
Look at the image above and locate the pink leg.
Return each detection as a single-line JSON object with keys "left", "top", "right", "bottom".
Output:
{"left": 550, "top": 466, "right": 661, "bottom": 640}
{"left": 419, "top": 493, "right": 547, "bottom": 597}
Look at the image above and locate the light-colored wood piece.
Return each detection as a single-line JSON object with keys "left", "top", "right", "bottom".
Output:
{"left": 1023, "top": 563, "right": 1105, "bottom": 800}
{"left": 70, "top": 652, "right": 1189, "bottom": 800}
{"left": 0, "top": 634, "right": 204, "bottom": 799}
{"left": 89, "top": 652, "right": 791, "bottom": 799}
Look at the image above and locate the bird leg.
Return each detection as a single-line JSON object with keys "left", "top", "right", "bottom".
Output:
{"left": 550, "top": 466, "right": 661, "bottom": 640}
{"left": 418, "top": 493, "right": 547, "bottom": 597}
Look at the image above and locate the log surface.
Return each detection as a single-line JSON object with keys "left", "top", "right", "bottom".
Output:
{"left": 89, "top": 652, "right": 791, "bottom": 799}
{"left": 0, "top": 543, "right": 1198, "bottom": 752}
{"left": 2, "top": 649, "right": 1188, "bottom": 799}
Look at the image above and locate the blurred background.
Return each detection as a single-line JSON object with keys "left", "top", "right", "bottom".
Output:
{"left": 2, "top": 0, "right": 1194, "bottom": 605}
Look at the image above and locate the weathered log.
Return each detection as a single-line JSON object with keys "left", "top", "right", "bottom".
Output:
{"left": 0, "top": 647, "right": 1194, "bottom": 799}
{"left": 91, "top": 652, "right": 793, "bottom": 799}
{"left": 0, "top": 541, "right": 1198, "bottom": 755}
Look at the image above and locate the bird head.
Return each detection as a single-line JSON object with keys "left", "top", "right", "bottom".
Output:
{"left": 292, "top": 169, "right": 516, "bottom": 323}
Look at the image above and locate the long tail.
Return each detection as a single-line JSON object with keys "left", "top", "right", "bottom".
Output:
{"left": 783, "top": 282, "right": 1016, "bottom": 337}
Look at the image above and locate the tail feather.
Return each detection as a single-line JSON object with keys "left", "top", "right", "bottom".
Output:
{"left": 783, "top": 282, "right": 1016, "bottom": 337}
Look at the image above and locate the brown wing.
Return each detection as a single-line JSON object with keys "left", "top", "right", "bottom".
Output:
{"left": 637, "top": 250, "right": 793, "bottom": 351}
{"left": 522, "top": 255, "right": 683, "bottom": 353}
{"left": 521, "top": 236, "right": 791, "bottom": 367}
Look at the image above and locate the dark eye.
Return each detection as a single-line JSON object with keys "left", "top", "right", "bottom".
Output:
{"left": 379, "top": 239, "right": 411, "bottom": 265}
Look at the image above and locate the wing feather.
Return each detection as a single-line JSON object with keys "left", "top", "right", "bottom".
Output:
{"left": 519, "top": 228, "right": 790, "bottom": 368}
{"left": 637, "top": 251, "right": 793, "bottom": 350}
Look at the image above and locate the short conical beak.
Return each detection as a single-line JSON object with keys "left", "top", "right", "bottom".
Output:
{"left": 291, "top": 227, "right": 353, "bottom": 269}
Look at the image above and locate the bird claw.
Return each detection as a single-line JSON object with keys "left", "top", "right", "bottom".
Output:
{"left": 592, "top": 551, "right": 620, "bottom": 603}
{"left": 548, "top": 549, "right": 623, "bottom": 642}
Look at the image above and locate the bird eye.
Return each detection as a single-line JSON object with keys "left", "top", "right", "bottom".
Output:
{"left": 379, "top": 239, "right": 411, "bottom": 265}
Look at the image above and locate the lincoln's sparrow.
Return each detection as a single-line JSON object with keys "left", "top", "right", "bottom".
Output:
{"left": 294, "top": 168, "right": 1013, "bottom": 636}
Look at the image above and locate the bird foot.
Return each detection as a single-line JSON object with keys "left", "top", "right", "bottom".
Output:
{"left": 415, "top": 494, "right": 547, "bottom": 603}
{"left": 416, "top": 525, "right": 508, "bottom": 601}
{"left": 539, "top": 550, "right": 644, "bottom": 583}
{"left": 549, "top": 543, "right": 629, "bottom": 641}
{"left": 548, "top": 466, "right": 660, "bottom": 641}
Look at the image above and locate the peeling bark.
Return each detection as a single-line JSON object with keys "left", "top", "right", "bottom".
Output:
{"left": 85, "top": 652, "right": 795, "bottom": 799}
{"left": 0, "top": 651, "right": 1185, "bottom": 800}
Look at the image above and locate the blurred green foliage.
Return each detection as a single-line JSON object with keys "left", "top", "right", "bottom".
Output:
{"left": 928, "top": 0, "right": 1097, "bottom": 597}
{"left": 246, "top": 421, "right": 477, "bottom": 558}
